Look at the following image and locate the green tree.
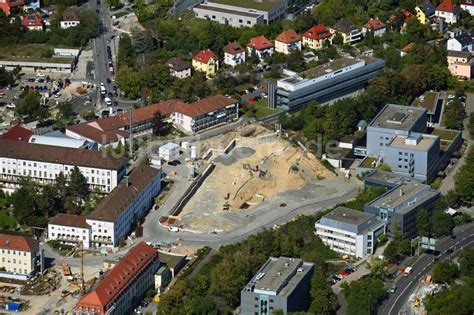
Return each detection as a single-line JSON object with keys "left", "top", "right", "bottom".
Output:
{"left": 431, "top": 208, "right": 454, "bottom": 237}
{"left": 68, "top": 166, "right": 88, "bottom": 201}
{"left": 416, "top": 207, "right": 431, "bottom": 237}
{"left": 453, "top": 146, "right": 474, "bottom": 206}
{"left": 309, "top": 269, "right": 338, "bottom": 314}
{"left": 287, "top": 49, "right": 306, "bottom": 73}
{"left": 432, "top": 261, "right": 459, "bottom": 284}
{"left": 341, "top": 277, "right": 386, "bottom": 315}
{"left": 459, "top": 249, "right": 474, "bottom": 278}
{"left": 366, "top": 257, "right": 388, "bottom": 279}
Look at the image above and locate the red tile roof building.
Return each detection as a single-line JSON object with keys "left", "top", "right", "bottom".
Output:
{"left": 66, "top": 95, "right": 239, "bottom": 146}
{"left": 302, "top": 25, "right": 333, "bottom": 50}
{"left": 0, "top": 234, "right": 39, "bottom": 252}
{"left": 247, "top": 35, "right": 273, "bottom": 50}
{"left": 436, "top": 0, "right": 458, "bottom": 12}
{"left": 275, "top": 29, "right": 302, "bottom": 55}
{"left": 0, "top": 234, "right": 41, "bottom": 279}
{"left": 223, "top": 42, "right": 245, "bottom": 55}
{"left": 192, "top": 49, "right": 218, "bottom": 64}
{"left": 436, "top": 0, "right": 460, "bottom": 23}
{"left": 0, "top": 125, "right": 33, "bottom": 142}
{"left": 75, "top": 242, "right": 159, "bottom": 315}
{"left": 0, "top": 0, "right": 25, "bottom": 16}
{"left": 362, "top": 18, "right": 386, "bottom": 37}
{"left": 21, "top": 13, "right": 43, "bottom": 31}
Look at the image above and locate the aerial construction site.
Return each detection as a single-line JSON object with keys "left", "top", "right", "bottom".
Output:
{"left": 164, "top": 124, "right": 343, "bottom": 233}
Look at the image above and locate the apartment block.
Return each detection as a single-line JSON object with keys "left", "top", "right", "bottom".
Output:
{"left": 315, "top": 207, "right": 385, "bottom": 258}
{"left": 0, "top": 234, "right": 42, "bottom": 281}
{"left": 0, "top": 140, "right": 126, "bottom": 193}
{"left": 48, "top": 214, "right": 91, "bottom": 249}
{"left": 241, "top": 257, "right": 314, "bottom": 315}
{"left": 75, "top": 242, "right": 160, "bottom": 315}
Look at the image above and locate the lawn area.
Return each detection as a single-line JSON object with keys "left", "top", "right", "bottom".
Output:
{"left": 242, "top": 98, "right": 282, "bottom": 120}
{"left": 210, "top": 0, "right": 284, "bottom": 10}
{"left": 0, "top": 210, "right": 16, "bottom": 230}
{"left": 361, "top": 156, "right": 377, "bottom": 168}
{"left": 0, "top": 44, "right": 72, "bottom": 63}
{"left": 431, "top": 128, "right": 460, "bottom": 141}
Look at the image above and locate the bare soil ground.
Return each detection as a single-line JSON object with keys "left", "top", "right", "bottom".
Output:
{"left": 177, "top": 126, "right": 335, "bottom": 232}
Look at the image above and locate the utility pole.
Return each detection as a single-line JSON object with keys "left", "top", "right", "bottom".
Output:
{"left": 80, "top": 241, "right": 84, "bottom": 294}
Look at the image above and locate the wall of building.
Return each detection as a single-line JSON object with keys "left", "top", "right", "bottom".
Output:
{"left": 0, "top": 248, "right": 37, "bottom": 277}
{"left": 193, "top": 6, "right": 263, "bottom": 27}
{"left": 48, "top": 224, "right": 91, "bottom": 249}
{"left": 224, "top": 52, "right": 246, "bottom": 67}
{"left": 276, "top": 59, "right": 384, "bottom": 111}
{"left": 0, "top": 157, "right": 124, "bottom": 193}
{"left": 275, "top": 40, "right": 301, "bottom": 55}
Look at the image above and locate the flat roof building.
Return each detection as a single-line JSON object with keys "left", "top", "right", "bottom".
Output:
{"left": 364, "top": 181, "right": 440, "bottom": 237}
{"left": 274, "top": 56, "right": 384, "bottom": 111}
{"left": 315, "top": 207, "right": 385, "bottom": 258}
{"left": 241, "top": 257, "right": 314, "bottom": 314}
{"left": 411, "top": 91, "right": 442, "bottom": 127}
{"left": 193, "top": 0, "right": 288, "bottom": 27}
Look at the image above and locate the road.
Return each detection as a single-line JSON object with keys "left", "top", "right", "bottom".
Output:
{"left": 439, "top": 92, "right": 474, "bottom": 194}
{"left": 378, "top": 223, "right": 474, "bottom": 315}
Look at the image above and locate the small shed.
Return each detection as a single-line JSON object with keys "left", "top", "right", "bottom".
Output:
{"left": 159, "top": 143, "right": 180, "bottom": 162}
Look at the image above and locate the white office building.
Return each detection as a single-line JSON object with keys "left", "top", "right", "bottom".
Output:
{"left": 315, "top": 207, "right": 385, "bottom": 258}
{"left": 0, "top": 140, "right": 126, "bottom": 193}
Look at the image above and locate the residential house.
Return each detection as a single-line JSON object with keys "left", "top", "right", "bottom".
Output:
{"left": 400, "top": 42, "right": 414, "bottom": 57}
{"left": 302, "top": 24, "right": 333, "bottom": 50}
{"left": 275, "top": 29, "right": 302, "bottom": 55}
{"left": 21, "top": 13, "right": 43, "bottom": 31}
{"left": 362, "top": 18, "right": 386, "bottom": 37}
{"left": 315, "top": 207, "right": 385, "bottom": 258}
{"left": 192, "top": 49, "right": 219, "bottom": 78}
{"left": 66, "top": 95, "right": 239, "bottom": 146}
{"left": 0, "top": 140, "right": 126, "bottom": 193}
{"left": 0, "top": 234, "right": 42, "bottom": 281}
{"left": 447, "top": 32, "right": 473, "bottom": 52}
{"left": 86, "top": 164, "right": 161, "bottom": 248}
{"left": 241, "top": 257, "right": 314, "bottom": 315}
{"left": 0, "top": 0, "right": 25, "bottom": 16}
{"left": 415, "top": 0, "right": 436, "bottom": 24}
{"left": 60, "top": 9, "right": 80, "bottom": 29}
{"left": 435, "top": 0, "right": 460, "bottom": 24}
{"left": 330, "top": 19, "right": 362, "bottom": 44}
{"left": 222, "top": 42, "right": 246, "bottom": 67}
{"left": 167, "top": 57, "right": 191, "bottom": 79}
{"left": 75, "top": 242, "right": 160, "bottom": 315}
{"left": 447, "top": 50, "right": 473, "bottom": 79}
{"left": 461, "top": 0, "right": 474, "bottom": 15}
{"left": 48, "top": 214, "right": 91, "bottom": 249}
{"left": 247, "top": 35, "right": 274, "bottom": 61}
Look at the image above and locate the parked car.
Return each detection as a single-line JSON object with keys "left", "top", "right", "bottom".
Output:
{"left": 247, "top": 97, "right": 257, "bottom": 102}
{"left": 333, "top": 274, "right": 343, "bottom": 281}
{"left": 389, "top": 284, "right": 397, "bottom": 293}
{"left": 6, "top": 103, "right": 15, "bottom": 109}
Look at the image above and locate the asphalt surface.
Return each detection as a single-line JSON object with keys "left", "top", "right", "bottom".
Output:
{"left": 377, "top": 223, "right": 474, "bottom": 315}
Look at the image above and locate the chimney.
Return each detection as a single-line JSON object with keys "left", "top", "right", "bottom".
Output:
{"left": 124, "top": 176, "right": 130, "bottom": 187}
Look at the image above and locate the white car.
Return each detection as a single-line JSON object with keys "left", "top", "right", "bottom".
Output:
{"left": 104, "top": 97, "right": 112, "bottom": 105}
{"left": 168, "top": 226, "right": 179, "bottom": 232}
{"left": 36, "top": 72, "right": 45, "bottom": 77}
{"left": 54, "top": 92, "right": 61, "bottom": 98}
{"left": 6, "top": 103, "right": 15, "bottom": 109}
{"left": 100, "top": 82, "right": 105, "bottom": 87}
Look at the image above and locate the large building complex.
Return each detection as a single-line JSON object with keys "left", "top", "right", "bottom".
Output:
{"left": 48, "top": 165, "right": 161, "bottom": 249}
{"left": 241, "top": 257, "right": 314, "bottom": 315}
{"left": 75, "top": 242, "right": 160, "bottom": 315}
{"left": 273, "top": 56, "right": 384, "bottom": 111}
{"left": 66, "top": 96, "right": 239, "bottom": 148}
{"left": 315, "top": 207, "right": 385, "bottom": 258}
{"left": 0, "top": 234, "right": 42, "bottom": 281}
{"left": 365, "top": 104, "right": 452, "bottom": 182}
{"left": 364, "top": 181, "right": 440, "bottom": 237}
{"left": 0, "top": 140, "right": 126, "bottom": 193}
{"left": 193, "top": 0, "right": 288, "bottom": 27}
